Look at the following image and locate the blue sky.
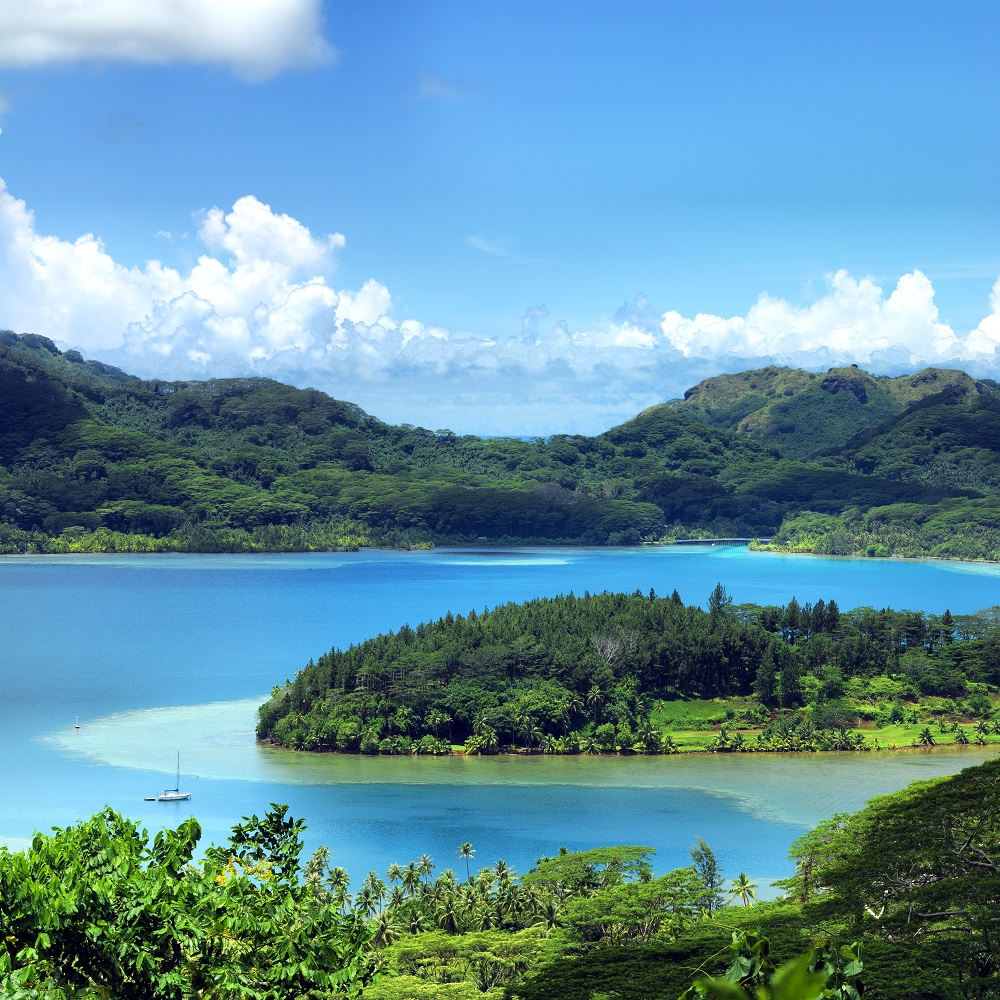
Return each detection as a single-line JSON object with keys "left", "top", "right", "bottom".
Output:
{"left": 1, "top": 1, "right": 998, "bottom": 433}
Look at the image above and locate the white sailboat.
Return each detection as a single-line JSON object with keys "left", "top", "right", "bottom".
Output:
{"left": 156, "top": 752, "right": 191, "bottom": 802}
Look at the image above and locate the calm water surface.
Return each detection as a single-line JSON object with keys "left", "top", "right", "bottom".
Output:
{"left": 2, "top": 547, "right": 999, "bottom": 885}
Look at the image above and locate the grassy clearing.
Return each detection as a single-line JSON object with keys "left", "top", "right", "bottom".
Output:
{"left": 650, "top": 698, "right": 998, "bottom": 754}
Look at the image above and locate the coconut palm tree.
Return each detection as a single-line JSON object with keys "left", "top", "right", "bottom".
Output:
{"left": 354, "top": 887, "right": 377, "bottom": 919}
{"left": 458, "top": 842, "right": 476, "bottom": 882}
{"left": 567, "top": 691, "right": 584, "bottom": 726}
{"left": 401, "top": 861, "right": 422, "bottom": 897}
{"left": 635, "top": 719, "right": 659, "bottom": 754}
{"left": 918, "top": 726, "right": 936, "bottom": 747}
{"left": 468, "top": 904, "right": 496, "bottom": 931}
{"left": 418, "top": 853, "right": 435, "bottom": 886}
{"left": 493, "top": 859, "right": 515, "bottom": 883}
{"left": 727, "top": 872, "right": 758, "bottom": 907}
{"left": 394, "top": 705, "right": 416, "bottom": 736}
{"left": 435, "top": 892, "right": 464, "bottom": 933}
{"left": 303, "top": 845, "right": 332, "bottom": 902}
{"left": 587, "top": 684, "right": 604, "bottom": 725}
{"left": 475, "top": 868, "right": 496, "bottom": 894}
{"left": 531, "top": 898, "right": 563, "bottom": 937}
{"left": 362, "top": 872, "right": 387, "bottom": 913}
{"left": 369, "top": 910, "right": 403, "bottom": 947}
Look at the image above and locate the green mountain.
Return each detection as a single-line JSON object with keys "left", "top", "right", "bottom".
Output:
{"left": 3, "top": 328, "right": 1000, "bottom": 559}
{"left": 664, "top": 364, "right": 1000, "bottom": 462}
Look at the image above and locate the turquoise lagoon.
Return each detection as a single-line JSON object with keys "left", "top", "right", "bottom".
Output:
{"left": 2, "top": 546, "right": 999, "bottom": 884}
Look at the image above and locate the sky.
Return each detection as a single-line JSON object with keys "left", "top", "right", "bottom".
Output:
{"left": 0, "top": 0, "right": 998, "bottom": 435}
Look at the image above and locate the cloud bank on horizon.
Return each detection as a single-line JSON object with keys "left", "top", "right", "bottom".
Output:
{"left": 2, "top": 177, "right": 1000, "bottom": 435}
{"left": 0, "top": 1, "right": 333, "bottom": 79}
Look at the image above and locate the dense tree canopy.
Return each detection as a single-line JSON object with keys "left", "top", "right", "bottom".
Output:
{"left": 258, "top": 588, "right": 1000, "bottom": 755}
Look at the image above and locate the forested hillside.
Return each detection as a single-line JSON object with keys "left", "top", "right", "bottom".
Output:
{"left": 5, "top": 329, "right": 1000, "bottom": 557}
{"left": 258, "top": 587, "right": 1000, "bottom": 755}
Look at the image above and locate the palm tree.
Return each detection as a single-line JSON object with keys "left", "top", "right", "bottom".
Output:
{"left": 354, "top": 887, "right": 377, "bottom": 919}
{"left": 557, "top": 697, "right": 572, "bottom": 735}
{"left": 587, "top": 684, "right": 603, "bottom": 725}
{"left": 727, "top": 872, "right": 758, "bottom": 907}
{"left": 435, "top": 892, "right": 464, "bottom": 933}
{"left": 426, "top": 708, "right": 451, "bottom": 740}
{"left": 531, "top": 898, "right": 562, "bottom": 937}
{"left": 918, "top": 726, "right": 936, "bottom": 747}
{"left": 369, "top": 910, "right": 402, "bottom": 947}
{"left": 363, "top": 872, "right": 387, "bottom": 913}
{"left": 458, "top": 842, "right": 476, "bottom": 882}
{"left": 401, "top": 861, "right": 422, "bottom": 897}
{"left": 493, "top": 859, "right": 515, "bottom": 883}
{"left": 475, "top": 868, "right": 496, "bottom": 894}
{"left": 394, "top": 705, "right": 416, "bottom": 736}
{"left": 955, "top": 726, "right": 970, "bottom": 745}
{"left": 326, "top": 865, "right": 351, "bottom": 911}
{"left": 386, "top": 862, "right": 403, "bottom": 886}
{"left": 303, "top": 845, "right": 332, "bottom": 902}
{"left": 468, "top": 904, "right": 496, "bottom": 931}
{"left": 567, "top": 691, "right": 584, "bottom": 725}
{"left": 418, "top": 853, "right": 435, "bottom": 886}
{"left": 466, "top": 725, "right": 499, "bottom": 755}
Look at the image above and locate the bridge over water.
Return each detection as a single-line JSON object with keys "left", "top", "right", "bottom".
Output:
{"left": 672, "top": 537, "right": 771, "bottom": 547}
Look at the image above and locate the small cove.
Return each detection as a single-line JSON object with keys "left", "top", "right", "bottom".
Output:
{"left": 3, "top": 546, "right": 999, "bottom": 885}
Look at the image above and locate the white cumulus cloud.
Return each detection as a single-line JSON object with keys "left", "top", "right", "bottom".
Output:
{"left": 0, "top": 1, "right": 334, "bottom": 79}
{"left": 2, "top": 176, "right": 1000, "bottom": 434}
{"left": 660, "top": 269, "right": 961, "bottom": 364}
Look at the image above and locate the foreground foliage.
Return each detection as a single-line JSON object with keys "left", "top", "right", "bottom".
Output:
{"left": 0, "top": 805, "right": 375, "bottom": 999}
{"left": 4, "top": 757, "right": 1000, "bottom": 998}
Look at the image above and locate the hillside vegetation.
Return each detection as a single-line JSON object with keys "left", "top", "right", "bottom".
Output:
{"left": 5, "top": 329, "right": 1000, "bottom": 557}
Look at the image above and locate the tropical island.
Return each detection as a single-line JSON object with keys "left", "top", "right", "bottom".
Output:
{"left": 257, "top": 586, "right": 1000, "bottom": 757}
{"left": 3, "top": 755, "right": 997, "bottom": 998}
{"left": 6, "top": 329, "right": 1000, "bottom": 561}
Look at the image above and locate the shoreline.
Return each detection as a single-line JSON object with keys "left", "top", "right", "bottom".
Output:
{"left": 749, "top": 540, "right": 1000, "bottom": 568}
{"left": 2, "top": 539, "right": 1000, "bottom": 570}
{"left": 260, "top": 739, "right": 998, "bottom": 760}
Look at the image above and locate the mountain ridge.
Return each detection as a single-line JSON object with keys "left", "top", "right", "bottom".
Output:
{"left": 3, "top": 329, "right": 1000, "bottom": 559}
